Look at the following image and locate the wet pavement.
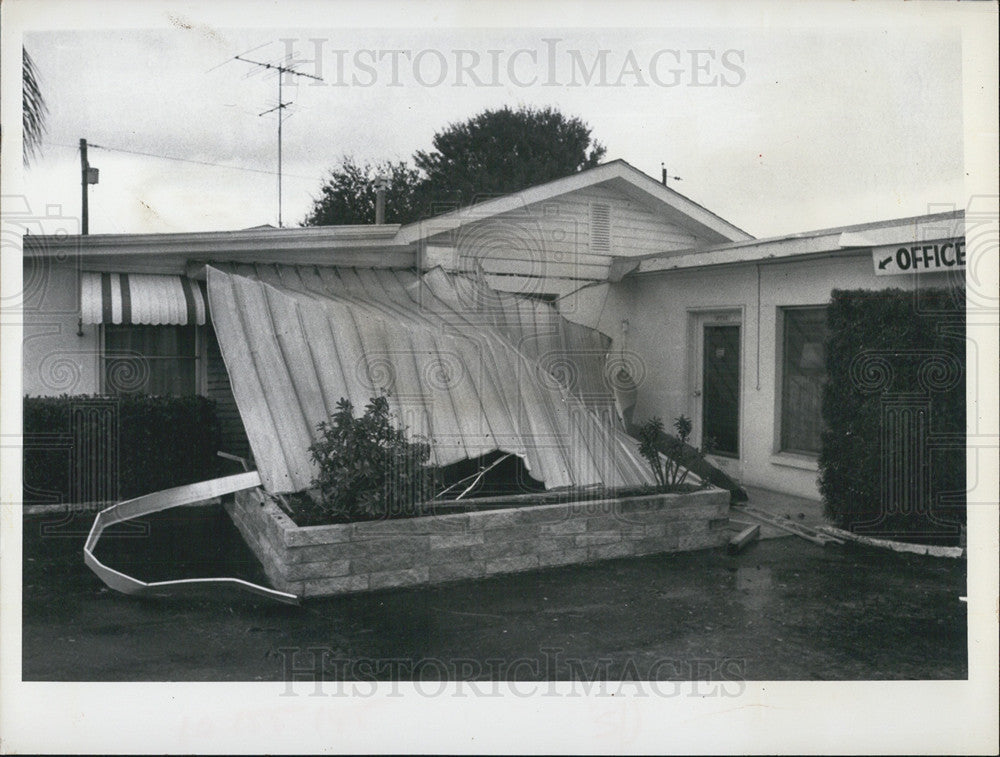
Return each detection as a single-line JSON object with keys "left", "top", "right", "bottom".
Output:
{"left": 21, "top": 504, "right": 967, "bottom": 681}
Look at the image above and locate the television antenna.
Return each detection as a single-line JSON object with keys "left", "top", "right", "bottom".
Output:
{"left": 235, "top": 54, "right": 323, "bottom": 227}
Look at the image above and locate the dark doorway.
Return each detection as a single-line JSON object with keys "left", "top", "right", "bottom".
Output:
{"left": 702, "top": 324, "right": 740, "bottom": 457}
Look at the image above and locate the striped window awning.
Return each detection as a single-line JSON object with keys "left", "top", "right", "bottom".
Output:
{"left": 81, "top": 273, "right": 207, "bottom": 325}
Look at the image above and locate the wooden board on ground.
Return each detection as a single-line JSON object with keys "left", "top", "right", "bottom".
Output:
{"left": 817, "top": 526, "right": 964, "bottom": 558}
{"left": 732, "top": 504, "right": 844, "bottom": 546}
{"left": 727, "top": 523, "right": 761, "bottom": 554}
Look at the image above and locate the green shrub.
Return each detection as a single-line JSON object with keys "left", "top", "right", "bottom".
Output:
{"left": 23, "top": 394, "right": 222, "bottom": 503}
{"left": 308, "top": 395, "right": 438, "bottom": 522}
{"left": 818, "top": 288, "right": 965, "bottom": 541}
{"left": 637, "top": 415, "right": 710, "bottom": 491}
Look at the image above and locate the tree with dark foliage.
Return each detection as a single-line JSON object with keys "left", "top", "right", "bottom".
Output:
{"left": 413, "top": 104, "right": 606, "bottom": 208}
{"left": 302, "top": 105, "right": 605, "bottom": 226}
{"left": 302, "top": 158, "right": 422, "bottom": 226}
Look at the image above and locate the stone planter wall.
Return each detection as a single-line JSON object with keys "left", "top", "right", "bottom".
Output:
{"left": 225, "top": 488, "right": 730, "bottom": 598}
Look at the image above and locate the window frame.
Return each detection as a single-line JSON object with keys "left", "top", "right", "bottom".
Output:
{"left": 776, "top": 305, "right": 829, "bottom": 457}
{"left": 100, "top": 323, "right": 206, "bottom": 396}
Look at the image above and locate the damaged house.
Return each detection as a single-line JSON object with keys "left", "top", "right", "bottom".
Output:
{"left": 21, "top": 159, "right": 966, "bottom": 597}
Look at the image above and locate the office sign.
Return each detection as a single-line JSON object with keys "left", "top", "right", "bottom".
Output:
{"left": 872, "top": 239, "right": 966, "bottom": 276}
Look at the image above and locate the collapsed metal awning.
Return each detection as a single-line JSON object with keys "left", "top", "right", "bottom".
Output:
{"left": 206, "top": 264, "right": 654, "bottom": 494}
{"left": 81, "top": 272, "right": 207, "bottom": 325}
{"left": 83, "top": 471, "right": 300, "bottom": 604}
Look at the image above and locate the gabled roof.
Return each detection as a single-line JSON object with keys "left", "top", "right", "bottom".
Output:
{"left": 397, "top": 159, "right": 753, "bottom": 245}
{"left": 617, "top": 210, "right": 965, "bottom": 277}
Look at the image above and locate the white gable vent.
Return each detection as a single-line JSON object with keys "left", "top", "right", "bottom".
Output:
{"left": 590, "top": 202, "right": 611, "bottom": 253}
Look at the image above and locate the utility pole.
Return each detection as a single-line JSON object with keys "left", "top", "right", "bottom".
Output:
{"left": 235, "top": 55, "right": 322, "bottom": 227}
{"left": 79, "top": 139, "right": 99, "bottom": 234}
{"left": 80, "top": 138, "right": 89, "bottom": 235}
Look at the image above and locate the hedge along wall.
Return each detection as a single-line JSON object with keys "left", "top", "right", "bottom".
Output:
{"left": 818, "top": 287, "right": 965, "bottom": 542}
{"left": 23, "top": 394, "right": 222, "bottom": 504}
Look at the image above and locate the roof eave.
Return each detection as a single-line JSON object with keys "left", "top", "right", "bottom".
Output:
{"left": 22, "top": 225, "right": 417, "bottom": 270}
{"left": 629, "top": 209, "right": 967, "bottom": 276}
{"left": 397, "top": 159, "right": 752, "bottom": 245}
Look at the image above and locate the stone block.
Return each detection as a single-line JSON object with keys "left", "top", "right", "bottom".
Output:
{"left": 282, "top": 558, "right": 351, "bottom": 581}
{"left": 485, "top": 555, "right": 539, "bottom": 574}
{"left": 481, "top": 524, "right": 539, "bottom": 542}
{"left": 425, "top": 546, "right": 473, "bottom": 565}
{"left": 575, "top": 531, "right": 622, "bottom": 547}
{"left": 643, "top": 523, "right": 667, "bottom": 538}
{"left": 283, "top": 522, "right": 353, "bottom": 548}
{"left": 616, "top": 495, "right": 667, "bottom": 514}
{"left": 429, "top": 562, "right": 487, "bottom": 582}
{"left": 429, "top": 532, "right": 484, "bottom": 549}
{"left": 352, "top": 517, "right": 429, "bottom": 537}
{"left": 516, "top": 506, "right": 570, "bottom": 524}
{"left": 350, "top": 535, "right": 433, "bottom": 554}
{"left": 536, "top": 536, "right": 577, "bottom": 552}
{"left": 539, "top": 519, "right": 587, "bottom": 535}
{"left": 420, "top": 513, "right": 471, "bottom": 533}
{"left": 677, "top": 532, "right": 727, "bottom": 552}
{"left": 301, "top": 574, "right": 370, "bottom": 597}
{"left": 536, "top": 548, "right": 588, "bottom": 567}
{"left": 632, "top": 537, "right": 675, "bottom": 556}
{"left": 585, "top": 514, "right": 624, "bottom": 531}
{"left": 350, "top": 551, "right": 428, "bottom": 574}
{"left": 478, "top": 540, "right": 537, "bottom": 559}
{"left": 587, "top": 542, "right": 635, "bottom": 561}
{"left": 472, "top": 509, "right": 521, "bottom": 530}
{"left": 369, "top": 566, "right": 430, "bottom": 590}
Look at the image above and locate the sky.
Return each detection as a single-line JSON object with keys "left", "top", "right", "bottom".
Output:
{"left": 8, "top": 2, "right": 977, "bottom": 240}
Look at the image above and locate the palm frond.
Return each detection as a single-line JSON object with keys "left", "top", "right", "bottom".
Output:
{"left": 23, "top": 48, "right": 48, "bottom": 165}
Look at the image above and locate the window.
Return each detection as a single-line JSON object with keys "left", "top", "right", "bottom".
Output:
{"left": 780, "top": 308, "right": 829, "bottom": 454}
{"left": 103, "top": 325, "right": 199, "bottom": 395}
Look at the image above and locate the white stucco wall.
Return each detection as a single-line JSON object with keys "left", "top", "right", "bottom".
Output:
{"left": 22, "top": 260, "right": 100, "bottom": 396}
{"left": 618, "top": 253, "right": 961, "bottom": 499}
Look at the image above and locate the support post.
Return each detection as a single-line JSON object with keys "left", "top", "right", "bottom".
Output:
{"left": 80, "top": 138, "right": 89, "bottom": 235}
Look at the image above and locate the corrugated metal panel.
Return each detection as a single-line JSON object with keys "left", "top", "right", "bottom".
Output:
{"left": 206, "top": 264, "right": 653, "bottom": 494}
{"left": 80, "top": 272, "right": 206, "bottom": 325}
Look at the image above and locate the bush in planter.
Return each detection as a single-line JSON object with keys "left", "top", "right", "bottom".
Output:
{"left": 637, "top": 415, "right": 712, "bottom": 491}
{"left": 23, "top": 394, "right": 221, "bottom": 502}
{"left": 307, "top": 395, "right": 439, "bottom": 522}
{"left": 818, "top": 287, "right": 965, "bottom": 541}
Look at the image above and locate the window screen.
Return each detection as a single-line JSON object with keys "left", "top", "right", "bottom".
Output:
{"left": 103, "top": 325, "right": 198, "bottom": 395}
{"left": 780, "top": 308, "right": 828, "bottom": 454}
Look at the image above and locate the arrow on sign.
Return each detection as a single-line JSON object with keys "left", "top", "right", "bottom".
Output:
{"left": 878, "top": 256, "right": 892, "bottom": 270}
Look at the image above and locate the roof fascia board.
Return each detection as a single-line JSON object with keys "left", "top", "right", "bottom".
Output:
{"left": 23, "top": 226, "right": 417, "bottom": 269}
{"left": 24, "top": 224, "right": 404, "bottom": 256}
{"left": 633, "top": 211, "right": 965, "bottom": 275}
{"left": 398, "top": 160, "right": 752, "bottom": 245}
{"left": 633, "top": 245, "right": 870, "bottom": 276}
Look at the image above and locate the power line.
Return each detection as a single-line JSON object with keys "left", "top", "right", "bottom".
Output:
{"left": 42, "top": 139, "right": 318, "bottom": 181}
